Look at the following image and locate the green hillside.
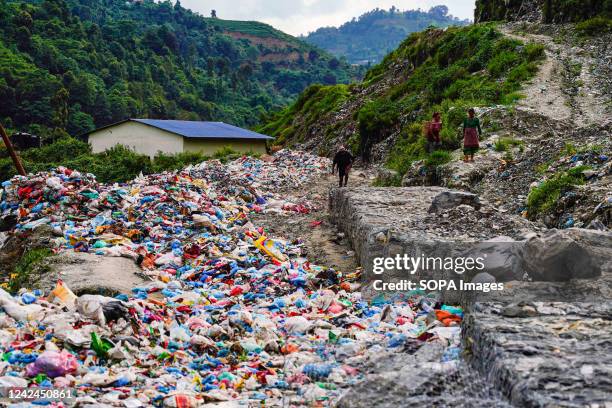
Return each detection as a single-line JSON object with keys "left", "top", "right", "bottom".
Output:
{"left": 0, "top": 0, "right": 357, "bottom": 141}
{"left": 259, "top": 23, "right": 545, "bottom": 173}
{"left": 204, "top": 18, "right": 297, "bottom": 42}
{"left": 303, "top": 6, "right": 470, "bottom": 65}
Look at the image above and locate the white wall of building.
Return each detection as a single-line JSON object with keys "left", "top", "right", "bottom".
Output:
{"left": 88, "top": 121, "right": 184, "bottom": 158}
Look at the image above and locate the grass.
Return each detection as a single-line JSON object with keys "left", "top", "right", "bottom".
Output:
{"left": 562, "top": 142, "right": 578, "bottom": 156}
{"left": 257, "top": 84, "right": 350, "bottom": 145}
{"left": 483, "top": 117, "right": 502, "bottom": 132}
{"left": 424, "top": 150, "right": 453, "bottom": 166}
{"left": 562, "top": 142, "right": 605, "bottom": 156}
{"left": 494, "top": 137, "right": 523, "bottom": 152}
{"left": 535, "top": 161, "right": 552, "bottom": 174}
{"left": 575, "top": 17, "right": 612, "bottom": 36}
{"left": 9, "top": 248, "right": 54, "bottom": 293}
{"left": 527, "top": 165, "right": 590, "bottom": 216}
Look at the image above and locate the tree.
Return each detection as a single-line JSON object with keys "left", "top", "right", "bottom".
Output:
{"left": 158, "top": 25, "right": 178, "bottom": 53}
{"left": 429, "top": 5, "right": 449, "bottom": 19}
{"left": 215, "top": 58, "right": 229, "bottom": 76}
{"left": 143, "top": 28, "right": 164, "bottom": 54}
{"left": 67, "top": 108, "right": 95, "bottom": 136}
{"left": 13, "top": 10, "right": 33, "bottom": 29}
{"left": 238, "top": 63, "right": 253, "bottom": 84}
{"left": 328, "top": 57, "right": 340, "bottom": 69}
{"left": 207, "top": 57, "right": 215, "bottom": 76}
{"left": 15, "top": 27, "right": 31, "bottom": 50}
{"left": 51, "top": 87, "right": 69, "bottom": 131}
{"left": 322, "top": 73, "right": 337, "bottom": 85}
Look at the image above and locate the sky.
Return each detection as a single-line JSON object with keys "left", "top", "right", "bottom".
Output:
{"left": 179, "top": 1, "right": 476, "bottom": 36}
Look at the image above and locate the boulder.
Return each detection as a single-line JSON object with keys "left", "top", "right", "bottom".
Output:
{"left": 518, "top": 228, "right": 612, "bottom": 281}
{"left": 376, "top": 167, "right": 399, "bottom": 185}
{"left": 40, "top": 252, "right": 149, "bottom": 296}
{"left": 461, "top": 236, "right": 525, "bottom": 282}
{"left": 428, "top": 191, "right": 481, "bottom": 213}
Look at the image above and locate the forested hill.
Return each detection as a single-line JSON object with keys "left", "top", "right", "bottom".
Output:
{"left": 0, "top": 0, "right": 356, "bottom": 141}
{"left": 303, "top": 6, "right": 470, "bottom": 65}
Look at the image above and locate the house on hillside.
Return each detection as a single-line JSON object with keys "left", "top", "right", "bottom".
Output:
{"left": 85, "top": 119, "right": 273, "bottom": 158}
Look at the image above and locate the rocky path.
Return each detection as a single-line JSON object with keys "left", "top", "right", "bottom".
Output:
{"left": 501, "top": 23, "right": 611, "bottom": 127}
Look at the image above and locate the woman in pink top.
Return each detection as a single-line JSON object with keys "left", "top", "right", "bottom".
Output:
{"left": 426, "top": 112, "right": 442, "bottom": 153}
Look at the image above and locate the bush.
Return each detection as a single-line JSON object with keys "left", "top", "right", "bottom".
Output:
{"left": 357, "top": 99, "right": 399, "bottom": 159}
{"left": 212, "top": 146, "right": 240, "bottom": 162}
{"left": 488, "top": 51, "right": 520, "bottom": 77}
{"left": 386, "top": 123, "right": 425, "bottom": 174}
{"left": 152, "top": 151, "right": 208, "bottom": 172}
{"left": 576, "top": 17, "right": 612, "bottom": 36}
{"left": 494, "top": 137, "right": 523, "bottom": 152}
{"left": 424, "top": 150, "right": 452, "bottom": 166}
{"left": 524, "top": 43, "right": 545, "bottom": 62}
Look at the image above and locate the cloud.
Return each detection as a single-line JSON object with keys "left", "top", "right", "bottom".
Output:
{"left": 179, "top": 0, "right": 475, "bottom": 36}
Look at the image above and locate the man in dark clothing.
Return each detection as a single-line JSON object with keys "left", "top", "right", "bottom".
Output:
{"left": 332, "top": 146, "right": 354, "bottom": 187}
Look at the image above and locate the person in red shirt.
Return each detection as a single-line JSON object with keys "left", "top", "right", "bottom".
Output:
{"left": 426, "top": 112, "right": 442, "bottom": 153}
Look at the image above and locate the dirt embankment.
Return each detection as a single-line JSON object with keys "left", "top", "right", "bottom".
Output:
{"left": 225, "top": 32, "right": 306, "bottom": 63}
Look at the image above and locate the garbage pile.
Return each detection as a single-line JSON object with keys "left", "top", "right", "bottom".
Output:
{"left": 190, "top": 149, "right": 331, "bottom": 215}
{"left": 0, "top": 151, "right": 464, "bottom": 406}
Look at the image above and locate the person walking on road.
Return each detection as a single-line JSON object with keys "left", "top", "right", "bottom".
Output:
{"left": 463, "top": 108, "right": 482, "bottom": 162}
{"left": 332, "top": 145, "right": 354, "bottom": 187}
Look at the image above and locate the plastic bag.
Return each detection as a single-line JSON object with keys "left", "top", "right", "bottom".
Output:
{"left": 25, "top": 349, "right": 78, "bottom": 378}
{"left": 0, "top": 291, "right": 45, "bottom": 322}
{"left": 77, "top": 294, "right": 118, "bottom": 325}
{"left": 284, "top": 316, "right": 311, "bottom": 334}
{"left": 163, "top": 393, "right": 201, "bottom": 408}
{"left": 254, "top": 236, "right": 287, "bottom": 262}
{"left": 101, "top": 300, "right": 130, "bottom": 323}
{"left": 48, "top": 280, "right": 78, "bottom": 310}
{"left": 0, "top": 376, "right": 28, "bottom": 396}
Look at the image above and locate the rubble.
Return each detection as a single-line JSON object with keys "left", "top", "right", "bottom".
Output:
{"left": 428, "top": 191, "right": 481, "bottom": 213}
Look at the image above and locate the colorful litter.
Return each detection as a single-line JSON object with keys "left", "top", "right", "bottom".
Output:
{"left": 0, "top": 150, "right": 463, "bottom": 406}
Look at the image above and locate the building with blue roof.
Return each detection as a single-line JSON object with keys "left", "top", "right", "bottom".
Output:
{"left": 86, "top": 119, "right": 273, "bottom": 158}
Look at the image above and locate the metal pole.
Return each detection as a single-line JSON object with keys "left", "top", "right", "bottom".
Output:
{"left": 0, "top": 123, "right": 26, "bottom": 176}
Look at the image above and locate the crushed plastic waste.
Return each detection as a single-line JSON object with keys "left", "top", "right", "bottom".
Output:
{"left": 0, "top": 150, "right": 464, "bottom": 406}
